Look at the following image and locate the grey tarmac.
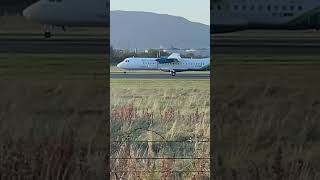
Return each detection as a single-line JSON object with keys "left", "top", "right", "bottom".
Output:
{"left": 2, "top": 35, "right": 320, "bottom": 55}
{"left": 111, "top": 72, "right": 210, "bottom": 79}
{"left": 0, "top": 37, "right": 108, "bottom": 54}
{"left": 213, "top": 36, "right": 320, "bottom": 55}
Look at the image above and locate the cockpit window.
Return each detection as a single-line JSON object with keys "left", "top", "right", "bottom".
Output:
{"left": 125, "top": 60, "right": 129, "bottom": 62}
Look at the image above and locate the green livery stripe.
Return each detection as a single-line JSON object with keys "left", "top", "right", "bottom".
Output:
{"left": 201, "top": 64, "right": 210, "bottom": 70}
{"left": 288, "top": 6, "right": 320, "bottom": 26}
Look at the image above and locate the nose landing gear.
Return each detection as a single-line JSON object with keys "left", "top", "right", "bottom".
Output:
{"left": 44, "top": 31, "right": 51, "bottom": 38}
{"left": 170, "top": 70, "right": 176, "bottom": 76}
{"left": 43, "top": 25, "right": 53, "bottom": 38}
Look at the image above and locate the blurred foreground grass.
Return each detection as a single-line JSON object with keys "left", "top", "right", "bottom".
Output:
{"left": 213, "top": 54, "right": 320, "bottom": 179}
{"left": 0, "top": 54, "right": 107, "bottom": 179}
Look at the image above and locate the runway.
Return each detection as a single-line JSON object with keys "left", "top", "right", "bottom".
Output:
{"left": 0, "top": 37, "right": 108, "bottom": 54}
{"left": 111, "top": 72, "right": 210, "bottom": 79}
{"left": 2, "top": 35, "right": 320, "bottom": 55}
{"left": 213, "top": 36, "right": 320, "bottom": 55}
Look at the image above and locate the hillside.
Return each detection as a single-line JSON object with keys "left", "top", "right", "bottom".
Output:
{"left": 111, "top": 10, "right": 210, "bottom": 49}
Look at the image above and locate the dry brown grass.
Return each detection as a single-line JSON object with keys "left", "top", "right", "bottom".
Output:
{"left": 110, "top": 79, "right": 210, "bottom": 179}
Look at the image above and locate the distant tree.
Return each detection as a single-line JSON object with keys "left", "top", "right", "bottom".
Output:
{"left": 110, "top": 46, "right": 175, "bottom": 65}
{"left": 110, "top": 46, "right": 115, "bottom": 56}
{"left": 145, "top": 49, "right": 159, "bottom": 57}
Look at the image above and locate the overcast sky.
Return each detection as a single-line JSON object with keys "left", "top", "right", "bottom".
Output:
{"left": 111, "top": 0, "right": 210, "bottom": 25}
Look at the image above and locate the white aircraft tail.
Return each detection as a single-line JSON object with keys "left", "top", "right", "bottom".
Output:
{"left": 168, "top": 53, "right": 182, "bottom": 60}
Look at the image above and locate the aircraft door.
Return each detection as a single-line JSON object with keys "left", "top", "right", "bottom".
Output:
{"left": 172, "top": 62, "right": 177, "bottom": 70}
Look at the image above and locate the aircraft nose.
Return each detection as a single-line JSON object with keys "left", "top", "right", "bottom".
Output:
{"left": 117, "top": 62, "right": 123, "bottom": 68}
{"left": 22, "top": 7, "right": 31, "bottom": 19}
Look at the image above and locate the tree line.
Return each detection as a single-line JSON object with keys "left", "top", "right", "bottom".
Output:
{"left": 110, "top": 46, "right": 170, "bottom": 65}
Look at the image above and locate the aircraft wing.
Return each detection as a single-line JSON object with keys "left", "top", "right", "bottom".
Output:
{"left": 155, "top": 53, "right": 180, "bottom": 64}
{"left": 155, "top": 53, "right": 182, "bottom": 64}
{"left": 155, "top": 57, "right": 176, "bottom": 64}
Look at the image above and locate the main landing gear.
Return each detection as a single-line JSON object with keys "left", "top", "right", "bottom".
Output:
{"left": 43, "top": 25, "right": 66, "bottom": 38}
{"left": 170, "top": 70, "right": 176, "bottom": 76}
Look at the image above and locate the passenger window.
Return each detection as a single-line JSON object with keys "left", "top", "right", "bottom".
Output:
{"left": 267, "top": 5, "right": 271, "bottom": 11}
{"left": 258, "top": 5, "right": 263, "bottom": 11}
{"left": 290, "top": 6, "right": 294, "bottom": 11}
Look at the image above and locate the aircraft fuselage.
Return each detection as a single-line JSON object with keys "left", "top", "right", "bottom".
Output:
{"left": 212, "top": 0, "right": 320, "bottom": 33}
{"left": 117, "top": 57, "right": 210, "bottom": 76}
{"left": 23, "top": 0, "right": 108, "bottom": 27}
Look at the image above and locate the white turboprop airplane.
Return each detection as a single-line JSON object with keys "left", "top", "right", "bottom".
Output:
{"left": 116, "top": 53, "right": 210, "bottom": 76}
{"left": 213, "top": 0, "right": 320, "bottom": 33}
{"left": 23, "top": 0, "right": 108, "bottom": 38}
